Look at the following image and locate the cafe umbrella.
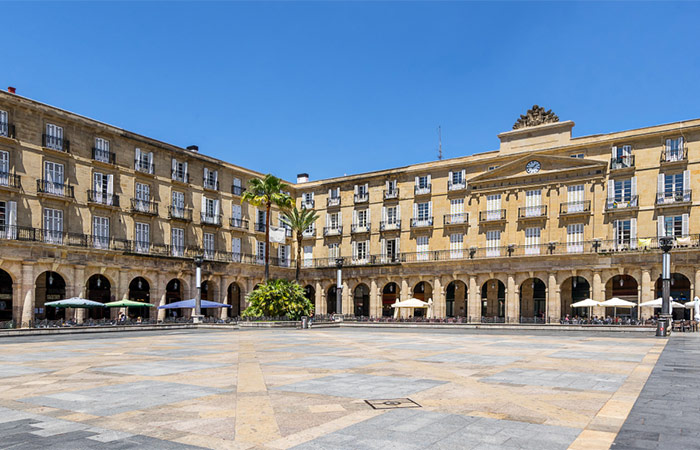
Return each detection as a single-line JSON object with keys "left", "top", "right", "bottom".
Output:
{"left": 44, "top": 297, "right": 105, "bottom": 308}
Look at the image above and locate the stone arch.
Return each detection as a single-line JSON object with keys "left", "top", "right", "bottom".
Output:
{"left": 0, "top": 269, "right": 13, "bottom": 322}
{"left": 165, "top": 278, "right": 185, "bottom": 318}
{"left": 327, "top": 285, "right": 338, "bottom": 315}
{"left": 560, "top": 276, "right": 591, "bottom": 318}
{"left": 519, "top": 277, "right": 547, "bottom": 321}
{"left": 382, "top": 282, "right": 400, "bottom": 317}
{"left": 353, "top": 283, "right": 370, "bottom": 317}
{"left": 481, "top": 279, "right": 505, "bottom": 321}
{"left": 445, "top": 280, "right": 467, "bottom": 318}
{"left": 86, "top": 274, "right": 112, "bottom": 320}
{"left": 655, "top": 273, "right": 692, "bottom": 320}
{"left": 128, "top": 277, "right": 151, "bottom": 319}
{"left": 605, "top": 274, "right": 639, "bottom": 319}
{"left": 35, "top": 271, "right": 67, "bottom": 321}
{"left": 228, "top": 282, "right": 242, "bottom": 317}
{"left": 201, "top": 279, "right": 219, "bottom": 318}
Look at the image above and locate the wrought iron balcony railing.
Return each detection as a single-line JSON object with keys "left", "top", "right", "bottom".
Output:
{"left": 410, "top": 217, "right": 433, "bottom": 228}
{"left": 0, "top": 173, "right": 21, "bottom": 189}
{"left": 610, "top": 155, "right": 635, "bottom": 170}
{"left": 351, "top": 223, "right": 371, "bottom": 233}
{"left": 354, "top": 193, "right": 369, "bottom": 203}
{"left": 656, "top": 190, "right": 692, "bottom": 205}
{"left": 201, "top": 212, "right": 223, "bottom": 226}
{"left": 479, "top": 209, "right": 506, "bottom": 222}
{"left": 42, "top": 134, "right": 70, "bottom": 152}
{"left": 661, "top": 148, "right": 687, "bottom": 163}
{"left": 559, "top": 201, "right": 591, "bottom": 215}
{"left": 230, "top": 217, "right": 249, "bottom": 229}
{"left": 384, "top": 189, "right": 399, "bottom": 200}
{"left": 380, "top": 220, "right": 401, "bottom": 231}
{"left": 323, "top": 226, "right": 342, "bottom": 236}
{"left": 37, "top": 180, "right": 74, "bottom": 198}
{"left": 87, "top": 190, "right": 119, "bottom": 207}
{"left": 443, "top": 213, "right": 468, "bottom": 225}
{"left": 448, "top": 180, "right": 467, "bottom": 191}
{"left": 302, "top": 199, "right": 315, "bottom": 209}
{"left": 92, "top": 147, "right": 116, "bottom": 164}
{"left": 134, "top": 159, "right": 155, "bottom": 174}
{"left": 518, "top": 205, "right": 547, "bottom": 219}
{"left": 168, "top": 206, "right": 193, "bottom": 221}
{"left": 0, "top": 122, "right": 15, "bottom": 139}
{"left": 327, "top": 197, "right": 341, "bottom": 207}
{"left": 232, "top": 185, "right": 246, "bottom": 196}
{"left": 605, "top": 195, "right": 638, "bottom": 210}
{"left": 414, "top": 184, "right": 431, "bottom": 195}
{"left": 171, "top": 169, "right": 189, "bottom": 183}
{"left": 203, "top": 179, "right": 219, "bottom": 191}
{"left": 131, "top": 198, "right": 158, "bottom": 215}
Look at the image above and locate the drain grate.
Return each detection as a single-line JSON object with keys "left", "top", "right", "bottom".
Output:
{"left": 364, "top": 398, "right": 421, "bottom": 410}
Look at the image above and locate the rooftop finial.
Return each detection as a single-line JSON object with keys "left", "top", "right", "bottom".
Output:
{"left": 512, "top": 105, "right": 559, "bottom": 130}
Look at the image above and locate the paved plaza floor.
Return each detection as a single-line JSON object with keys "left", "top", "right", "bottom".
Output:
{"left": 0, "top": 327, "right": 684, "bottom": 449}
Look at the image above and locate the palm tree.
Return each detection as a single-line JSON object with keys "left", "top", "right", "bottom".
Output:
{"left": 242, "top": 174, "right": 292, "bottom": 281}
{"left": 282, "top": 206, "right": 319, "bottom": 282}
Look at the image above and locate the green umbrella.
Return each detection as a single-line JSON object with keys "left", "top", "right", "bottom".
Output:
{"left": 104, "top": 299, "right": 154, "bottom": 308}
{"left": 45, "top": 297, "right": 105, "bottom": 308}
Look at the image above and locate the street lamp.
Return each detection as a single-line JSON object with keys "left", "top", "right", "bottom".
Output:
{"left": 193, "top": 255, "right": 204, "bottom": 323}
{"left": 657, "top": 237, "right": 673, "bottom": 336}
{"left": 335, "top": 257, "right": 343, "bottom": 318}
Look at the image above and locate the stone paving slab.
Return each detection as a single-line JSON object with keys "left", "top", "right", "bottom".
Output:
{"left": 482, "top": 368, "right": 628, "bottom": 392}
{"left": 273, "top": 373, "right": 447, "bottom": 399}
{"left": 132, "top": 348, "right": 227, "bottom": 358}
{"left": 268, "top": 355, "right": 385, "bottom": 369}
{"left": 1, "top": 365, "right": 53, "bottom": 378}
{"left": 418, "top": 353, "right": 522, "bottom": 366}
{"left": 548, "top": 350, "right": 644, "bottom": 362}
{"left": 20, "top": 380, "right": 228, "bottom": 416}
{"left": 92, "top": 360, "right": 229, "bottom": 376}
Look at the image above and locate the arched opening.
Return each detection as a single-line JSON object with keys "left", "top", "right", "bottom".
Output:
{"left": 445, "top": 280, "right": 467, "bottom": 318}
{"left": 201, "top": 280, "right": 218, "bottom": 318}
{"left": 228, "top": 282, "right": 242, "bottom": 317}
{"left": 0, "top": 269, "right": 13, "bottom": 322}
{"left": 519, "top": 278, "right": 546, "bottom": 322}
{"left": 86, "top": 274, "right": 111, "bottom": 320}
{"left": 35, "top": 271, "right": 66, "bottom": 321}
{"left": 655, "top": 273, "right": 692, "bottom": 320}
{"left": 353, "top": 284, "right": 370, "bottom": 317}
{"left": 481, "top": 279, "right": 505, "bottom": 321}
{"left": 382, "top": 282, "right": 399, "bottom": 317}
{"left": 605, "top": 275, "right": 638, "bottom": 319}
{"left": 304, "top": 285, "right": 315, "bottom": 306}
{"left": 128, "top": 277, "right": 150, "bottom": 320}
{"left": 412, "top": 281, "right": 432, "bottom": 317}
{"left": 561, "top": 276, "right": 591, "bottom": 318}
{"left": 327, "top": 286, "right": 338, "bottom": 315}
{"left": 165, "top": 278, "right": 183, "bottom": 318}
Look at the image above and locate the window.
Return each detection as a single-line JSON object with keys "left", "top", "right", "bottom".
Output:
{"left": 45, "top": 124, "right": 64, "bottom": 150}
{"left": 450, "top": 199, "right": 464, "bottom": 222}
{"left": 0, "top": 201, "right": 16, "bottom": 239}
{"left": 203, "top": 232, "right": 215, "bottom": 259}
{"left": 383, "top": 237, "right": 399, "bottom": 262}
{"left": 172, "top": 158, "right": 188, "bottom": 182}
{"left": 135, "top": 222, "right": 150, "bottom": 253}
{"left": 450, "top": 233, "right": 463, "bottom": 259}
{"left": 203, "top": 197, "right": 220, "bottom": 223}
{"left": 256, "top": 240, "right": 266, "bottom": 263}
{"left": 356, "top": 209, "right": 368, "bottom": 227}
{"left": 354, "top": 240, "right": 369, "bottom": 262}
{"left": 0, "top": 110, "right": 7, "bottom": 137}
{"left": 0, "top": 150, "right": 8, "bottom": 186}
{"left": 232, "top": 177, "right": 243, "bottom": 195}
{"left": 386, "top": 180, "right": 398, "bottom": 195}
{"left": 328, "top": 211, "right": 340, "bottom": 229}
{"left": 614, "top": 179, "right": 632, "bottom": 201}
{"left": 231, "top": 203, "right": 242, "bottom": 226}
{"left": 383, "top": 205, "right": 399, "bottom": 228}
{"left": 486, "top": 230, "right": 500, "bottom": 257}
{"left": 204, "top": 167, "right": 218, "bottom": 190}
{"left": 231, "top": 237, "right": 241, "bottom": 261}
{"left": 93, "top": 216, "right": 109, "bottom": 249}
{"left": 171, "top": 227, "right": 184, "bottom": 257}
{"left": 257, "top": 209, "right": 266, "bottom": 231}
{"left": 486, "top": 194, "right": 501, "bottom": 220}
{"left": 329, "top": 187, "right": 340, "bottom": 199}
{"left": 94, "top": 138, "right": 111, "bottom": 163}
{"left": 567, "top": 223, "right": 583, "bottom": 253}
{"left": 135, "top": 182, "right": 150, "bottom": 212}
{"left": 415, "top": 175, "right": 431, "bottom": 193}
{"left": 664, "top": 172, "right": 683, "bottom": 194}
{"left": 488, "top": 165, "right": 498, "bottom": 171}
{"left": 664, "top": 215, "right": 684, "bottom": 238}
{"left": 328, "top": 242, "right": 339, "bottom": 260}
{"left": 278, "top": 244, "right": 290, "bottom": 267}
{"left": 135, "top": 148, "right": 154, "bottom": 174}
{"left": 416, "top": 235, "right": 429, "bottom": 261}
{"left": 416, "top": 202, "right": 430, "bottom": 220}
{"left": 451, "top": 170, "right": 464, "bottom": 185}
{"left": 303, "top": 192, "right": 314, "bottom": 207}
{"left": 525, "top": 190, "right": 542, "bottom": 216}
{"left": 172, "top": 191, "right": 185, "bottom": 218}
{"left": 303, "top": 245, "right": 313, "bottom": 267}
{"left": 658, "top": 171, "right": 690, "bottom": 203}
{"left": 525, "top": 227, "right": 540, "bottom": 254}
{"left": 92, "top": 172, "right": 114, "bottom": 205}
{"left": 355, "top": 183, "right": 368, "bottom": 197}
{"left": 614, "top": 219, "right": 631, "bottom": 248}
{"left": 665, "top": 137, "right": 684, "bottom": 161}
{"left": 43, "top": 208, "right": 63, "bottom": 244}
{"left": 567, "top": 185, "right": 584, "bottom": 212}
{"left": 570, "top": 153, "right": 585, "bottom": 159}
{"left": 44, "top": 161, "right": 65, "bottom": 195}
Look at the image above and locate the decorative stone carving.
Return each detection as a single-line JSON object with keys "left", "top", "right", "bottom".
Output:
{"left": 513, "top": 105, "right": 559, "bottom": 130}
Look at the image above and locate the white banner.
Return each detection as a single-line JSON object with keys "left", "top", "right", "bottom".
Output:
{"left": 269, "top": 225, "right": 286, "bottom": 244}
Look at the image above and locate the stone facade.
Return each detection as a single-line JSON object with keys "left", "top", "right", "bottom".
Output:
{"left": 1, "top": 91, "right": 699, "bottom": 326}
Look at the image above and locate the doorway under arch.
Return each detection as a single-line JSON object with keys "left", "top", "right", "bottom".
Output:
{"left": 354, "top": 284, "right": 370, "bottom": 317}
{"left": 382, "top": 282, "right": 399, "bottom": 317}
{"left": 128, "top": 277, "right": 151, "bottom": 319}
{"left": 86, "top": 274, "right": 111, "bottom": 320}
{"left": 561, "top": 276, "right": 591, "bottom": 318}
{"left": 445, "top": 280, "right": 467, "bottom": 318}
{"left": 35, "top": 271, "right": 66, "bottom": 321}
{"left": 228, "top": 282, "right": 242, "bottom": 317}
{"left": 519, "top": 278, "right": 546, "bottom": 321}
{"left": 0, "top": 269, "right": 13, "bottom": 322}
{"left": 481, "top": 279, "right": 505, "bottom": 321}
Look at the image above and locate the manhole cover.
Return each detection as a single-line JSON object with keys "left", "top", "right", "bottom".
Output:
{"left": 364, "top": 398, "right": 421, "bottom": 410}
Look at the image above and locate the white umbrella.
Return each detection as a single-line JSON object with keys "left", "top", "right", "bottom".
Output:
{"left": 640, "top": 298, "right": 684, "bottom": 308}
{"left": 427, "top": 298, "right": 434, "bottom": 318}
{"left": 684, "top": 297, "right": 700, "bottom": 309}
{"left": 391, "top": 298, "right": 429, "bottom": 319}
{"left": 599, "top": 298, "right": 636, "bottom": 320}
{"left": 570, "top": 298, "right": 599, "bottom": 319}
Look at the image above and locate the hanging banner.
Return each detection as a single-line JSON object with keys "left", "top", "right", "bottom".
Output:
{"left": 269, "top": 226, "right": 286, "bottom": 244}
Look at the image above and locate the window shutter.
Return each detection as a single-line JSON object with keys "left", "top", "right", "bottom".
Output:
{"left": 214, "top": 170, "right": 219, "bottom": 187}
{"left": 382, "top": 206, "right": 387, "bottom": 222}
{"left": 683, "top": 170, "right": 690, "bottom": 201}
{"left": 461, "top": 169, "right": 466, "bottom": 182}
{"left": 682, "top": 213, "right": 689, "bottom": 236}
{"left": 428, "top": 201, "right": 433, "bottom": 219}
{"left": 413, "top": 203, "right": 417, "bottom": 218}
{"left": 147, "top": 152, "right": 153, "bottom": 173}
{"left": 328, "top": 188, "right": 332, "bottom": 198}
{"left": 214, "top": 199, "right": 220, "bottom": 217}
{"left": 6, "top": 201, "right": 16, "bottom": 239}
{"left": 385, "top": 180, "right": 389, "bottom": 190}
{"left": 631, "top": 176, "right": 637, "bottom": 198}
{"left": 396, "top": 204, "right": 400, "bottom": 221}
{"left": 183, "top": 162, "right": 188, "bottom": 181}
{"left": 338, "top": 211, "right": 342, "bottom": 226}
{"left": 448, "top": 171, "right": 453, "bottom": 186}
{"left": 310, "top": 192, "right": 314, "bottom": 200}
{"left": 630, "top": 218, "right": 637, "bottom": 246}
{"left": 607, "top": 180, "right": 614, "bottom": 200}
{"left": 414, "top": 175, "right": 419, "bottom": 187}
{"left": 679, "top": 137, "right": 684, "bottom": 153}
{"left": 354, "top": 184, "right": 358, "bottom": 195}
{"left": 135, "top": 148, "right": 141, "bottom": 168}
{"left": 204, "top": 167, "right": 209, "bottom": 183}
{"left": 352, "top": 209, "right": 357, "bottom": 225}
{"left": 352, "top": 241, "right": 357, "bottom": 260}
{"left": 326, "top": 212, "right": 330, "bottom": 227}
{"left": 657, "top": 215, "right": 665, "bottom": 237}
{"left": 611, "top": 146, "right": 617, "bottom": 158}
{"left": 396, "top": 237, "right": 400, "bottom": 255}
{"left": 658, "top": 173, "right": 665, "bottom": 201}
{"left": 427, "top": 174, "right": 431, "bottom": 185}
{"left": 367, "top": 208, "right": 371, "bottom": 224}
{"left": 171, "top": 158, "right": 177, "bottom": 178}
{"left": 106, "top": 175, "right": 113, "bottom": 204}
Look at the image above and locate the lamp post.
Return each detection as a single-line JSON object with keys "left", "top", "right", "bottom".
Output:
{"left": 657, "top": 237, "right": 673, "bottom": 336}
{"left": 335, "top": 257, "right": 343, "bottom": 319}
{"left": 193, "top": 255, "right": 204, "bottom": 323}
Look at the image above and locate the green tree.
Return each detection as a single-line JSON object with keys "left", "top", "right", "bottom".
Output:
{"left": 242, "top": 174, "right": 292, "bottom": 280}
{"left": 242, "top": 279, "right": 313, "bottom": 320}
{"left": 281, "top": 206, "right": 319, "bottom": 282}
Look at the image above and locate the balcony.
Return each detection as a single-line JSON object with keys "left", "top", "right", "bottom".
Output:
{"left": 87, "top": 190, "right": 120, "bottom": 207}
{"left": 354, "top": 193, "right": 369, "bottom": 203}
{"left": 0, "top": 173, "right": 21, "bottom": 190}
{"left": 131, "top": 198, "right": 158, "bottom": 215}
{"left": 444, "top": 213, "right": 468, "bottom": 226}
{"left": 42, "top": 134, "right": 70, "bottom": 153}
{"left": 169, "top": 206, "right": 193, "bottom": 222}
{"left": 171, "top": 170, "right": 189, "bottom": 183}
{"left": 0, "top": 122, "right": 15, "bottom": 139}
{"left": 323, "top": 226, "right": 342, "bottom": 236}
{"left": 448, "top": 180, "right": 467, "bottom": 192}
{"left": 134, "top": 159, "right": 154, "bottom": 175}
{"left": 479, "top": 209, "right": 506, "bottom": 222}
{"left": 518, "top": 205, "right": 547, "bottom": 219}
{"left": 605, "top": 195, "right": 638, "bottom": 211}
{"left": 380, "top": 220, "right": 401, "bottom": 231}
{"left": 203, "top": 179, "right": 219, "bottom": 191}
{"left": 351, "top": 223, "right": 371, "bottom": 234}
{"left": 92, "top": 147, "right": 116, "bottom": 165}
{"left": 230, "top": 217, "right": 248, "bottom": 229}
{"left": 559, "top": 201, "right": 591, "bottom": 216}
{"left": 302, "top": 227, "right": 316, "bottom": 238}
{"left": 37, "top": 180, "right": 74, "bottom": 199}
{"left": 661, "top": 148, "right": 687, "bottom": 164}
{"left": 327, "top": 197, "right": 341, "bottom": 207}
{"left": 410, "top": 217, "right": 433, "bottom": 228}
{"left": 414, "top": 184, "right": 431, "bottom": 196}
{"left": 610, "top": 155, "right": 635, "bottom": 171}
{"left": 232, "top": 185, "right": 246, "bottom": 196}
{"left": 656, "top": 190, "right": 692, "bottom": 206}
{"left": 384, "top": 189, "right": 399, "bottom": 200}
{"left": 302, "top": 199, "right": 315, "bottom": 209}
{"left": 201, "top": 212, "right": 222, "bottom": 226}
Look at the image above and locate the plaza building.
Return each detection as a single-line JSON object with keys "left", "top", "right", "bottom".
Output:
{"left": 0, "top": 89, "right": 698, "bottom": 326}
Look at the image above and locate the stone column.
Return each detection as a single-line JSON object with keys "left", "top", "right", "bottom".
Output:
{"left": 506, "top": 275, "right": 516, "bottom": 323}
{"left": 401, "top": 278, "right": 410, "bottom": 300}
{"left": 315, "top": 281, "right": 323, "bottom": 315}
{"left": 467, "top": 276, "right": 480, "bottom": 322}
{"left": 369, "top": 278, "right": 379, "bottom": 318}
{"left": 342, "top": 280, "right": 351, "bottom": 315}
{"left": 548, "top": 272, "right": 560, "bottom": 322}
{"left": 640, "top": 269, "right": 652, "bottom": 320}
{"left": 220, "top": 277, "right": 229, "bottom": 320}
{"left": 592, "top": 271, "right": 605, "bottom": 317}
{"left": 73, "top": 266, "right": 86, "bottom": 323}
{"left": 433, "top": 277, "right": 443, "bottom": 318}
{"left": 20, "top": 263, "right": 34, "bottom": 328}
{"left": 154, "top": 272, "right": 166, "bottom": 322}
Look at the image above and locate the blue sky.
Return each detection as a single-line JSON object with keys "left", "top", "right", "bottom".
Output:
{"left": 4, "top": 2, "right": 700, "bottom": 182}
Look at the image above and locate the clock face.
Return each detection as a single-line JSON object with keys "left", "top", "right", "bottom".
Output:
{"left": 526, "top": 160, "right": 541, "bottom": 174}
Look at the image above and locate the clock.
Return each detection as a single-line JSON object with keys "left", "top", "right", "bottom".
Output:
{"left": 526, "top": 160, "right": 541, "bottom": 174}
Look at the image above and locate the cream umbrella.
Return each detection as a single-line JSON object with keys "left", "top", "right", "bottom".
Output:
{"left": 570, "top": 298, "right": 600, "bottom": 319}
{"left": 599, "top": 298, "right": 636, "bottom": 319}
{"left": 639, "top": 298, "right": 684, "bottom": 308}
{"left": 391, "top": 298, "right": 429, "bottom": 319}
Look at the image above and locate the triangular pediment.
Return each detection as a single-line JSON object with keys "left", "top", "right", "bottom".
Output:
{"left": 469, "top": 154, "right": 606, "bottom": 185}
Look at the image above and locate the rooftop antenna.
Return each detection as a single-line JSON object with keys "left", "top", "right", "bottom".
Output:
{"left": 437, "top": 126, "right": 443, "bottom": 160}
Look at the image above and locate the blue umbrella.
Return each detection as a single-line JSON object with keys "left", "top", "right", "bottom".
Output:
{"left": 158, "top": 299, "right": 232, "bottom": 309}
